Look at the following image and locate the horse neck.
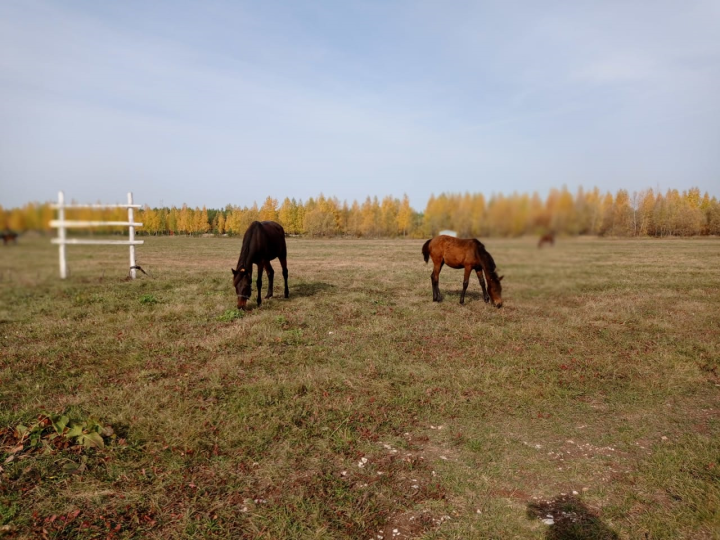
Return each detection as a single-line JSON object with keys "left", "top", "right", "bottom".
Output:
{"left": 237, "top": 222, "right": 262, "bottom": 268}
{"left": 475, "top": 243, "right": 497, "bottom": 277}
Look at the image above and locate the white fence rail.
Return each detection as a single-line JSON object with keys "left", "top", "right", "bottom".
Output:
{"left": 50, "top": 191, "right": 144, "bottom": 279}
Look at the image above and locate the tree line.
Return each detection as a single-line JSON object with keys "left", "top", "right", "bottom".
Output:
{"left": 2, "top": 186, "right": 719, "bottom": 238}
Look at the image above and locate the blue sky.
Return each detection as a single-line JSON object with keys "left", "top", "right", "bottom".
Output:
{"left": 1, "top": 0, "right": 718, "bottom": 210}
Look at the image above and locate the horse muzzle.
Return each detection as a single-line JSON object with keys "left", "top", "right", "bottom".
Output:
{"left": 237, "top": 295, "right": 250, "bottom": 311}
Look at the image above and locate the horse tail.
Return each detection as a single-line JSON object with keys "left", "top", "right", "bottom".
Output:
{"left": 422, "top": 239, "right": 432, "bottom": 263}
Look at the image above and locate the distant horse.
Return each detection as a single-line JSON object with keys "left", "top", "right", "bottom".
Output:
{"left": 422, "top": 235, "right": 504, "bottom": 307}
{"left": 2, "top": 231, "right": 18, "bottom": 245}
{"left": 232, "top": 221, "right": 289, "bottom": 310}
{"left": 538, "top": 232, "right": 555, "bottom": 248}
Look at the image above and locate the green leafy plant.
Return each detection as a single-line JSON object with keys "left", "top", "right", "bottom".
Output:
{"left": 218, "top": 309, "right": 244, "bottom": 322}
{"left": 4, "top": 413, "right": 115, "bottom": 459}
{"left": 139, "top": 293, "right": 159, "bottom": 305}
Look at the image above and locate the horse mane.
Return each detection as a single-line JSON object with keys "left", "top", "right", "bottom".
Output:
{"left": 236, "top": 221, "right": 263, "bottom": 269}
{"left": 473, "top": 239, "right": 500, "bottom": 280}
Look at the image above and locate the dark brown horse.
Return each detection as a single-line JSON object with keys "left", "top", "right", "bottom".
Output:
{"left": 2, "top": 231, "right": 18, "bottom": 245}
{"left": 231, "top": 221, "right": 289, "bottom": 310}
{"left": 538, "top": 232, "right": 555, "bottom": 248}
{"left": 422, "top": 235, "right": 504, "bottom": 307}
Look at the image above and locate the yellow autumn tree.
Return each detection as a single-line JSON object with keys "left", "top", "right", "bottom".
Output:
{"left": 396, "top": 194, "right": 413, "bottom": 237}
{"left": 7, "top": 207, "right": 25, "bottom": 232}
{"left": 338, "top": 201, "right": 351, "bottom": 235}
{"left": 259, "top": 197, "right": 279, "bottom": 222}
{"left": 551, "top": 186, "right": 578, "bottom": 234}
{"left": 347, "top": 200, "right": 362, "bottom": 236}
{"left": 304, "top": 195, "right": 339, "bottom": 236}
{"left": 193, "top": 206, "right": 210, "bottom": 234}
{"left": 452, "top": 193, "right": 473, "bottom": 237}
{"left": 674, "top": 190, "right": 703, "bottom": 235}
{"left": 423, "top": 194, "right": 452, "bottom": 236}
{"left": 225, "top": 207, "right": 244, "bottom": 236}
{"left": 141, "top": 206, "right": 161, "bottom": 235}
{"left": 470, "top": 193, "right": 487, "bottom": 237}
{"left": 638, "top": 189, "right": 656, "bottom": 236}
{"left": 360, "top": 196, "right": 381, "bottom": 237}
{"left": 612, "top": 189, "right": 633, "bottom": 236}
{"left": 379, "top": 196, "right": 399, "bottom": 237}
{"left": 278, "top": 198, "right": 298, "bottom": 234}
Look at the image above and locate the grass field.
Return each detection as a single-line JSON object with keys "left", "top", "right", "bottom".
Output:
{"left": 1, "top": 234, "right": 719, "bottom": 539}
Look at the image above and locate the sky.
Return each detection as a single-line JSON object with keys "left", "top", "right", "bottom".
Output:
{"left": 1, "top": 0, "right": 719, "bottom": 210}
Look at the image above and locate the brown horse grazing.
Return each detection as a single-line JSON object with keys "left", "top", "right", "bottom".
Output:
{"left": 232, "top": 221, "right": 289, "bottom": 310}
{"left": 538, "top": 232, "right": 555, "bottom": 248}
{"left": 2, "top": 231, "right": 18, "bottom": 245}
{"left": 422, "top": 235, "right": 504, "bottom": 307}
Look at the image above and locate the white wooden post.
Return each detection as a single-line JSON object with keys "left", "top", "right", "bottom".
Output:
{"left": 50, "top": 192, "right": 144, "bottom": 279}
{"left": 58, "top": 191, "right": 68, "bottom": 279}
{"left": 128, "top": 192, "right": 137, "bottom": 279}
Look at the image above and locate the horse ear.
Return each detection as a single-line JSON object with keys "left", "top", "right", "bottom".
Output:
{"left": 231, "top": 268, "right": 237, "bottom": 276}
{"left": 499, "top": 275, "right": 504, "bottom": 281}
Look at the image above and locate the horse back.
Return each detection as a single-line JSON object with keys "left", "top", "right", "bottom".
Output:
{"left": 239, "top": 221, "right": 287, "bottom": 268}
{"left": 258, "top": 221, "right": 287, "bottom": 260}
{"left": 439, "top": 236, "right": 482, "bottom": 268}
{"left": 429, "top": 236, "right": 481, "bottom": 268}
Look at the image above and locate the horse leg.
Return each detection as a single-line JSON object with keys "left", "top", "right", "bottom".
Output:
{"left": 460, "top": 266, "right": 472, "bottom": 304}
{"left": 431, "top": 260, "right": 443, "bottom": 301}
{"left": 279, "top": 257, "right": 289, "bottom": 298}
{"left": 264, "top": 262, "right": 275, "bottom": 299}
{"left": 256, "top": 264, "right": 264, "bottom": 307}
{"left": 476, "top": 268, "right": 490, "bottom": 303}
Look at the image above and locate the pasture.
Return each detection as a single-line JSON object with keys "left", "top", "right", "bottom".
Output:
{"left": 1, "top": 235, "right": 719, "bottom": 539}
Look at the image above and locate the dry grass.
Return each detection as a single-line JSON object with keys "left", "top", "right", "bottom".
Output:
{"left": 1, "top": 234, "right": 719, "bottom": 539}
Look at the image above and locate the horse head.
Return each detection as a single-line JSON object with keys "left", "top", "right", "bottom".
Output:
{"left": 487, "top": 273, "right": 504, "bottom": 308}
{"left": 231, "top": 267, "right": 252, "bottom": 310}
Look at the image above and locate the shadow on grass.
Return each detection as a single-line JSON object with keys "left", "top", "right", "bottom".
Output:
{"left": 425, "top": 290, "right": 486, "bottom": 303}
{"left": 455, "top": 290, "right": 484, "bottom": 302}
{"left": 527, "top": 495, "right": 619, "bottom": 540}
{"left": 292, "top": 281, "right": 336, "bottom": 298}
